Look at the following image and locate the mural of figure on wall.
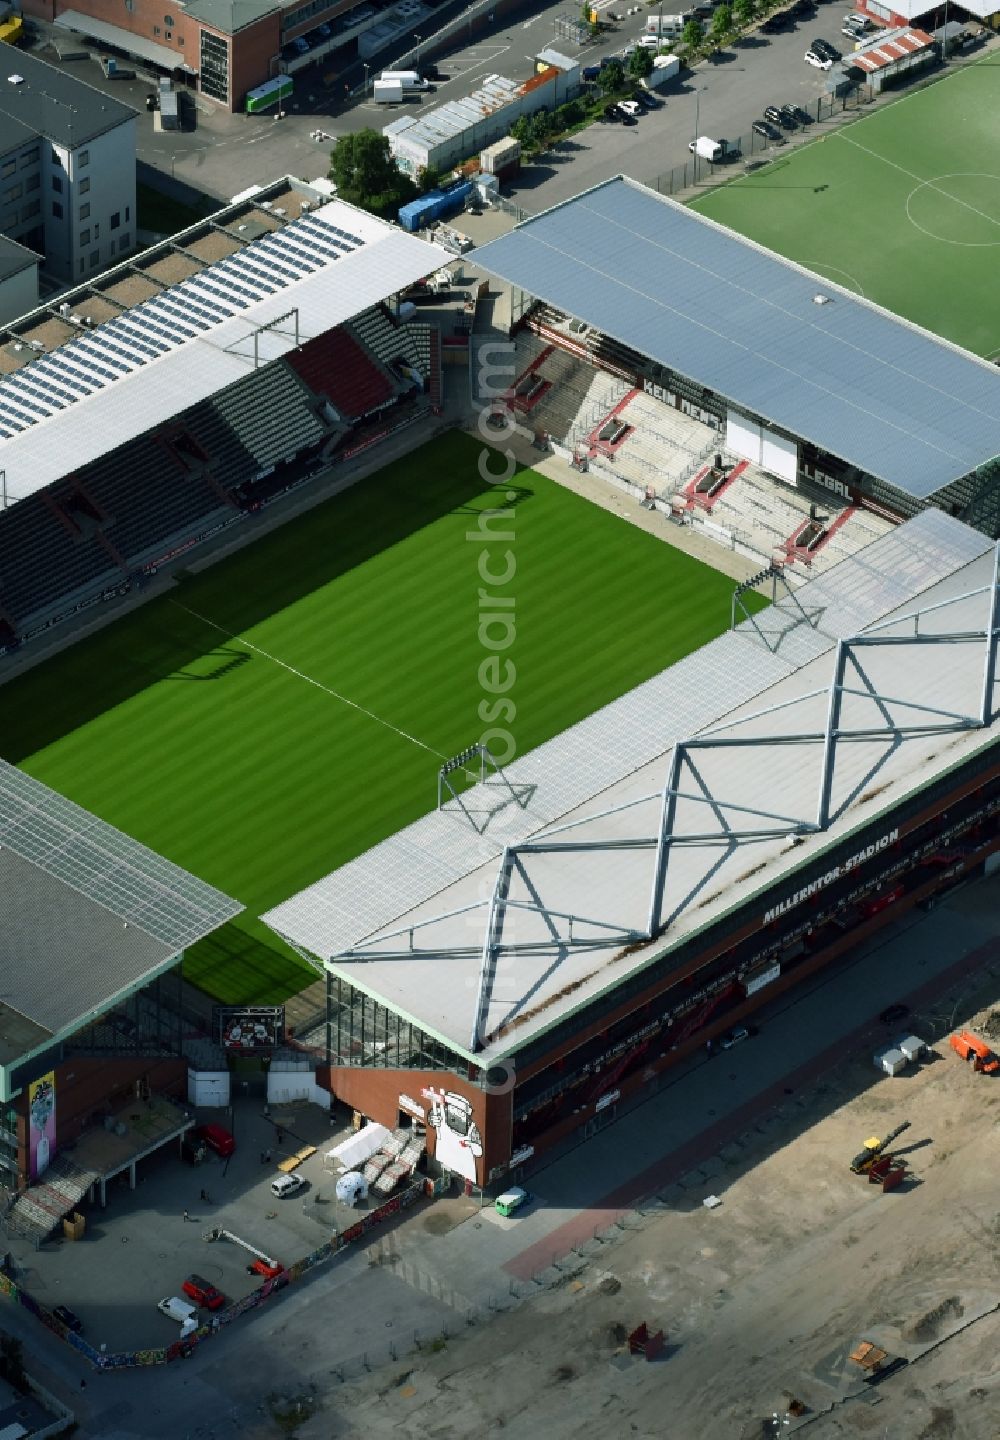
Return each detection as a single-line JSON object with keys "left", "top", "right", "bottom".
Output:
{"left": 423, "top": 1088, "right": 483, "bottom": 1184}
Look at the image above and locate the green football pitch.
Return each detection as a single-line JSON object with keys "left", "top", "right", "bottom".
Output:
{"left": 691, "top": 57, "right": 1000, "bottom": 358}
{"left": 0, "top": 431, "right": 763, "bottom": 1004}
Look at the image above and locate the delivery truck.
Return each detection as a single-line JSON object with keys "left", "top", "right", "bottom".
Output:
{"left": 373, "top": 78, "right": 404, "bottom": 102}
{"left": 645, "top": 12, "right": 687, "bottom": 35}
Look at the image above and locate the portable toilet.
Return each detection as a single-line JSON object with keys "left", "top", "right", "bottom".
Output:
{"left": 895, "top": 1034, "right": 926, "bottom": 1063}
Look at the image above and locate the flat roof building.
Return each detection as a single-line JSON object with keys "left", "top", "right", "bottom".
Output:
{"left": 0, "top": 49, "right": 136, "bottom": 282}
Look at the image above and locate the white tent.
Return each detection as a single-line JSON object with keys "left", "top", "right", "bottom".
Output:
{"left": 335, "top": 1172, "right": 369, "bottom": 1206}
{"left": 325, "top": 1122, "right": 390, "bottom": 1172}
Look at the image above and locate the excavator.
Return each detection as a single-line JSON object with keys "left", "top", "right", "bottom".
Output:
{"left": 849, "top": 1120, "right": 911, "bottom": 1175}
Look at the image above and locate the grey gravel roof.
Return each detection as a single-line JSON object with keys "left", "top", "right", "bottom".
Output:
{"left": 474, "top": 177, "right": 1000, "bottom": 500}
{"left": 0, "top": 760, "right": 243, "bottom": 1049}
{"left": 0, "top": 48, "right": 137, "bottom": 149}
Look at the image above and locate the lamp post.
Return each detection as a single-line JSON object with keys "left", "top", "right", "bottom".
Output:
{"left": 363, "top": 62, "right": 369, "bottom": 95}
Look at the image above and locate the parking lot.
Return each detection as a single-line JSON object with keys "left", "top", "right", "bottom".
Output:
{"left": 22, "top": 0, "right": 901, "bottom": 219}
{"left": 3, "top": 1097, "right": 399, "bottom": 1355}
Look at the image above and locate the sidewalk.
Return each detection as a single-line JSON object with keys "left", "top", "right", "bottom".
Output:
{"left": 391, "top": 871, "right": 1000, "bottom": 1301}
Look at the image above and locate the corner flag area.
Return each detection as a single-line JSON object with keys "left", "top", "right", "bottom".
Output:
{"left": 0, "top": 431, "right": 763, "bottom": 1004}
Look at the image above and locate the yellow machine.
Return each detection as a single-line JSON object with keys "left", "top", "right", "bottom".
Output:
{"left": 849, "top": 1119, "right": 910, "bottom": 1174}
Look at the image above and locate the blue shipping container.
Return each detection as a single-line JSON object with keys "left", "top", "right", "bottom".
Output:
{"left": 398, "top": 182, "right": 473, "bottom": 232}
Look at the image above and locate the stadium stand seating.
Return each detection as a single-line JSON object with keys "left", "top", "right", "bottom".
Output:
{"left": 509, "top": 332, "right": 630, "bottom": 447}
{"left": 0, "top": 487, "right": 122, "bottom": 625}
{"left": 349, "top": 304, "right": 432, "bottom": 383}
{"left": 286, "top": 326, "right": 397, "bottom": 418}
{"left": 182, "top": 362, "right": 329, "bottom": 494}
{"left": 81, "top": 435, "right": 230, "bottom": 568}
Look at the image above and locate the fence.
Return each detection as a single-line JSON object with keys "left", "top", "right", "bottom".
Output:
{"left": 649, "top": 83, "right": 877, "bottom": 198}
{"left": 0, "top": 1177, "right": 427, "bottom": 1371}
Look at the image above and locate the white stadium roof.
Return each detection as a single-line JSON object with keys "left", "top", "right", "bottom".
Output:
{"left": 264, "top": 511, "right": 1000, "bottom": 1064}
{"left": 0, "top": 199, "right": 447, "bottom": 498}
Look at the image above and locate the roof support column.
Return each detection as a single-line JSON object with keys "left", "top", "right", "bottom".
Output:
{"left": 816, "top": 639, "right": 848, "bottom": 830}
{"left": 646, "top": 744, "right": 684, "bottom": 939}
{"left": 980, "top": 541, "right": 1000, "bottom": 726}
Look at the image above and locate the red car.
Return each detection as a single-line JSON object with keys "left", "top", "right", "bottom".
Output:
{"left": 181, "top": 1274, "right": 225, "bottom": 1310}
{"left": 193, "top": 1124, "right": 236, "bottom": 1158}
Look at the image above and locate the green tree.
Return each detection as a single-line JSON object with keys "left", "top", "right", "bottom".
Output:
{"left": 597, "top": 58, "right": 624, "bottom": 94}
{"left": 712, "top": 4, "right": 733, "bottom": 38}
{"left": 510, "top": 115, "right": 533, "bottom": 147}
{"left": 0, "top": 1336, "right": 25, "bottom": 1393}
{"left": 558, "top": 97, "right": 586, "bottom": 126}
{"left": 529, "top": 110, "right": 553, "bottom": 147}
{"left": 629, "top": 46, "right": 654, "bottom": 79}
{"left": 417, "top": 165, "right": 440, "bottom": 193}
{"left": 733, "top": 0, "right": 755, "bottom": 24}
{"left": 330, "top": 129, "right": 417, "bottom": 218}
{"left": 682, "top": 17, "right": 704, "bottom": 48}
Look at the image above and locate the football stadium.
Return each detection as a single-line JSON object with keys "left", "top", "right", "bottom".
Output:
{"left": 0, "top": 167, "right": 997, "bottom": 1207}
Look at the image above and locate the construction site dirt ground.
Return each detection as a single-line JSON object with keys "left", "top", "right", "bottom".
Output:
{"left": 299, "top": 911, "right": 1000, "bottom": 1439}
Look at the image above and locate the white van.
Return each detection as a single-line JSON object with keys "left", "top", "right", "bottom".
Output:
{"left": 157, "top": 1296, "right": 199, "bottom": 1337}
{"left": 645, "top": 13, "right": 687, "bottom": 37}
{"left": 379, "top": 70, "right": 429, "bottom": 93}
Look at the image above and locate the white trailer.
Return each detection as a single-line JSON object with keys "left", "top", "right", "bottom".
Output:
{"left": 643, "top": 54, "right": 681, "bottom": 89}
{"left": 373, "top": 78, "right": 405, "bottom": 102}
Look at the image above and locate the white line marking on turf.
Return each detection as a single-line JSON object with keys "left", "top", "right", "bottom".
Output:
{"left": 171, "top": 600, "right": 444, "bottom": 759}
{"left": 836, "top": 133, "right": 1000, "bottom": 236}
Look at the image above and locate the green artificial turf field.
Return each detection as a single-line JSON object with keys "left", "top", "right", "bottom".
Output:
{"left": 0, "top": 430, "right": 763, "bottom": 1004}
{"left": 691, "top": 57, "right": 1000, "bottom": 357}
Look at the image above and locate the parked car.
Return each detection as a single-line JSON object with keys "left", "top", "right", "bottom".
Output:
{"left": 52, "top": 1305, "right": 83, "bottom": 1333}
{"left": 753, "top": 119, "right": 785, "bottom": 143}
{"left": 495, "top": 1186, "right": 531, "bottom": 1218}
{"left": 270, "top": 1172, "right": 307, "bottom": 1199}
{"left": 182, "top": 1274, "right": 225, "bottom": 1310}
{"left": 603, "top": 102, "right": 622, "bottom": 121}
{"left": 618, "top": 99, "right": 642, "bottom": 117}
{"left": 620, "top": 110, "right": 638, "bottom": 126}
{"left": 193, "top": 1123, "right": 236, "bottom": 1158}
{"left": 315, "top": 20, "right": 332, "bottom": 36}
{"left": 781, "top": 102, "right": 808, "bottom": 125}
{"left": 763, "top": 104, "right": 784, "bottom": 125}
{"left": 630, "top": 89, "right": 655, "bottom": 109}
{"left": 291, "top": 35, "right": 310, "bottom": 55}
{"left": 720, "top": 1025, "right": 752, "bottom": 1050}
{"left": 813, "top": 36, "right": 841, "bottom": 57}
{"left": 805, "top": 48, "right": 833, "bottom": 67}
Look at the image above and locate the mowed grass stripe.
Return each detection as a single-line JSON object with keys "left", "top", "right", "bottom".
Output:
{"left": 2, "top": 432, "right": 763, "bottom": 1002}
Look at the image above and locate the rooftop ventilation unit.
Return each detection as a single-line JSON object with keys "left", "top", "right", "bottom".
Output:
{"left": 7, "top": 74, "right": 25, "bottom": 85}
{"left": 813, "top": 294, "right": 831, "bottom": 305}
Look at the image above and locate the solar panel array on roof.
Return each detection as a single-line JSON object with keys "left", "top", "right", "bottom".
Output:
{"left": 0, "top": 213, "right": 364, "bottom": 440}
